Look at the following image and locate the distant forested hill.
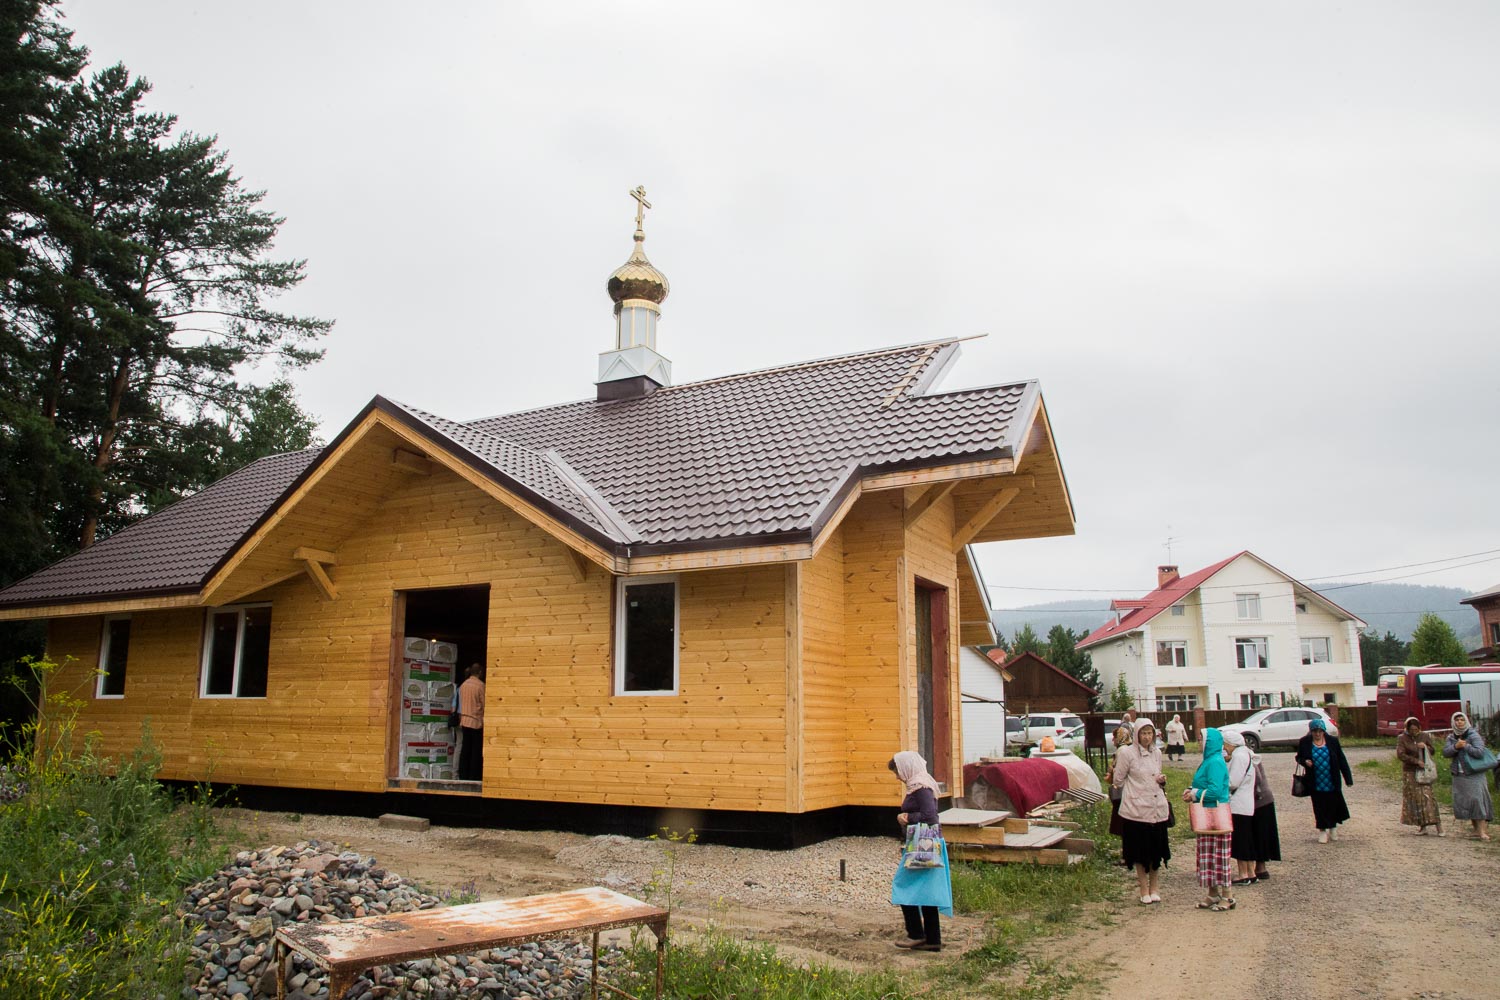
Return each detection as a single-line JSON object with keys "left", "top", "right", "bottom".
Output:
{"left": 990, "top": 582, "right": 1482, "bottom": 646}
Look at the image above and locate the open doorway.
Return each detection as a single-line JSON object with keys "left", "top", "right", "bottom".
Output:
{"left": 391, "top": 585, "right": 489, "bottom": 787}
{"left": 914, "top": 580, "right": 952, "bottom": 788}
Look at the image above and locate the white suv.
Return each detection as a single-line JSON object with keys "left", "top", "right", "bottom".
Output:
{"left": 1219, "top": 707, "right": 1339, "bottom": 751}
{"left": 1011, "top": 712, "right": 1085, "bottom": 745}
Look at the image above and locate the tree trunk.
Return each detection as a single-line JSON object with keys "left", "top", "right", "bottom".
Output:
{"left": 78, "top": 348, "right": 131, "bottom": 550}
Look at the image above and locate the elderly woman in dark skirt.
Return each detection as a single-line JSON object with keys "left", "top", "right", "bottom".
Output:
{"left": 1295, "top": 717, "right": 1352, "bottom": 844}
{"left": 1443, "top": 712, "right": 1493, "bottom": 841}
{"left": 1113, "top": 717, "right": 1171, "bottom": 904}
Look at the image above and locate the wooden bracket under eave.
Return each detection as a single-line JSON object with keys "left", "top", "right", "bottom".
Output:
{"left": 294, "top": 546, "right": 339, "bottom": 601}
{"left": 564, "top": 547, "right": 590, "bottom": 583}
{"left": 392, "top": 448, "right": 433, "bottom": 475}
{"left": 905, "top": 481, "right": 957, "bottom": 529}
{"left": 952, "top": 487, "right": 1020, "bottom": 552}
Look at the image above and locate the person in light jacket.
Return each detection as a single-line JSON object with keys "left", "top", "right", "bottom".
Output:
{"left": 1113, "top": 717, "right": 1171, "bottom": 905}
{"left": 1165, "top": 714, "right": 1188, "bottom": 762}
{"left": 1223, "top": 729, "right": 1258, "bottom": 885}
{"left": 1444, "top": 712, "right": 1492, "bottom": 841}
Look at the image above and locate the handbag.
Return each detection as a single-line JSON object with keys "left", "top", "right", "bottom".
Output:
{"left": 902, "top": 822, "right": 945, "bottom": 869}
{"left": 1188, "top": 801, "right": 1233, "bottom": 835}
{"left": 1415, "top": 746, "right": 1437, "bottom": 785}
{"left": 1253, "top": 761, "right": 1275, "bottom": 808}
{"left": 1165, "top": 802, "right": 1176, "bottom": 828}
{"left": 1291, "top": 764, "right": 1310, "bottom": 798}
{"left": 1463, "top": 747, "right": 1500, "bottom": 774}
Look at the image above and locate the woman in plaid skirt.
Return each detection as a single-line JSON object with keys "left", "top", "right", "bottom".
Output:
{"left": 1182, "top": 728, "right": 1235, "bottom": 911}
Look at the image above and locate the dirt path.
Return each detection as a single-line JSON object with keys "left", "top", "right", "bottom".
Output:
{"left": 1077, "top": 747, "right": 1500, "bottom": 1000}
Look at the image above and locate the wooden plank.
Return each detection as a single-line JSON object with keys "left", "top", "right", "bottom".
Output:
{"left": 949, "top": 844, "right": 1070, "bottom": 866}
{"left": 392, "top": 448, "right": 433, "bottom": 475}
{"left": 564, "top": 547, "right": 589, "bottom": 583}
{"left": 1061, "top": 836, "right": 1095, "bottom": 855}
{"left": 293, "top": 546, "right": 339, "bottom": 565}
{"left": 0, "top": 592, "right": 201, "bottom": 622}
{"left": 905, "top": 481, "right": 956, "bottom": 530}
{"left": 946, "top": 826, "right": 1007, "bottom": 846}
{"left": 302, "top": 559, "right": 338, "bottom": 601}
{"left": 937, "top": 807, "right": 1008, "bottom": 827}
{"left": 784, "top": 562, "right": 803, "bottom": 813}
{"left": 952, "top": 487, "right": 1020, "bottom": 552}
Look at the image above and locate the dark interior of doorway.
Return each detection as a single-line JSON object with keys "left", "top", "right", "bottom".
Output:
{"left": 404, "top": 585, "right": 490, "bottom": 673}
{"left": 401, "top": 585, "right": 489, "bottom": 786}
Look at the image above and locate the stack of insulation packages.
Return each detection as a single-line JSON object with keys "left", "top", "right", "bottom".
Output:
{"left": 400, "top": 637, "right": 458, "bottom": 779}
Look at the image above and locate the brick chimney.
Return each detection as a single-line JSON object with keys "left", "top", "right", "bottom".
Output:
{"left": 1157, "top": 565, "right": 1179, "bottom": 588}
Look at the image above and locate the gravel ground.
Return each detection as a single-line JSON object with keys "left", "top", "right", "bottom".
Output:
{"left": 1076, "top": 746, "right": 1500, "bottom": 1000}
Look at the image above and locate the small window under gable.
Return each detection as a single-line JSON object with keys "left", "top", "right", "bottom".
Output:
{"left": 1170, "top": 604, "right": 1185, "bottom": 617}
{"left": 615, "top": 575, "right": 679, "bottom": 695}
{"left": 1235, "top": 594, "right": 1261, "bottom": 620}
{"left": 201, "top": 604, "right": 271, "bottom": 698}
{"left": 97, "top": 616, "right": 131, "bottom": 698}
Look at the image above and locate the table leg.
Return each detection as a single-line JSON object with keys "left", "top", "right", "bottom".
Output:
{"left": 329, "top": 970, "right": 351, "bottom": 1000}
{"left": 274, "top": 940, "right": 286, "bottom": 1000}
{"left": 591, "top": 930, "right": 600, "bottom": 1000}
{"left": 653, "top": 922, "right": 666, "bottom": 1000}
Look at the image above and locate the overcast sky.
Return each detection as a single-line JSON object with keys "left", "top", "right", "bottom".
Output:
{"left": 61, "top": 1, "right": 1500, "bottom": 612}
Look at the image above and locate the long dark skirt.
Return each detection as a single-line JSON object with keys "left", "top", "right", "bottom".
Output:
{"left": 1309, "top": 787, "right": 1350, "bottom": 830}
{"left": 1251, "top": 802, "right": 1281, "bottom": 862}
{"left": 1229, "top": 812, "right": 1257, "bottom": 861}
{"left": 1108, "top": 796, "right": 1125, "bottom": 836}
{"left": 1120, "top": 818, "right": 1171, "bottom": 872}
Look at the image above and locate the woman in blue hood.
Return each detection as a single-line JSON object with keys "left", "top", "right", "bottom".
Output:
{"left": 1181, "top": 728, "right": 1235, "bottom": 911}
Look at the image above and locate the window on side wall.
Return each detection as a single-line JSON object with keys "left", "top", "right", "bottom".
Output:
{"left": 1239, "top": 692, "right": 1275, "bottom": 709}
{"left": 1155, "top": 640, "right": 1187, "bottom": 667}
{"left": 615, "top": 575, "right": 678, "bottom": 695}
{"left": 97, "top": 616, "right": 131, "bottom": 698}
{"left": 1170, "top": 604, "right": 1185, "bottom": 617}
{"left": 1235, "top": 594, "right": 1261, "bottom": 620}
{"left": 1301, "top": 637, "right": 1332, "bottom": 664}
{"left": 1234, "top": 637, "right": 1268, "bottom": 670}
{"left": 200, "top": 604, "right": 272, "bottom": 698}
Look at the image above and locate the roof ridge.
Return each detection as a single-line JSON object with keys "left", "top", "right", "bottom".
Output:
{"left": 462, "top": 336, "right": 972, "bottom": 426}
{"left": 543, "top": 450, "right": 642, "bottom": 544}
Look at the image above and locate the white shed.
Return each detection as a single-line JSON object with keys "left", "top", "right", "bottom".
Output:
{"left": 960, "top": 645, "right": 1010, "bottom": 763}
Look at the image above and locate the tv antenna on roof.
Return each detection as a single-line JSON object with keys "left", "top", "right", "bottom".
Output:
{"left": 1163, "top": 529, "right": 1181, "bottom": 564}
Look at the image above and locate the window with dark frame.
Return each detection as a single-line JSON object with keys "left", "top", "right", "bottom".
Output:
{"left": 201, "top": 605, "right": 272, "bottom": 698}
{"left": 616, "top": 577, "right": 677, "bottom": 694}
{"left": 97, "top": 617, "right": 131, "bottom": 697}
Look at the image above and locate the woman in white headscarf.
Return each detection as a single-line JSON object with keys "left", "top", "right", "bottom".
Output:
{"left": 1223, "top": 728, "right": 1259, "bottom": 884}
{"left": 1165, "top": 714, "right": 1188, "bottom": 762}
{"left": 888, "top": 751, "right": 952, "bottom": 950}
{"left": 1443, "top": 712, "right": 1493, "bottom": 840}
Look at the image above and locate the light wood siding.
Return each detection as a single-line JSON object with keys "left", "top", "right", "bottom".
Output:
{"left": 902, "top": 488, "right": 962, "bottom": 789}
{"left": 841, "top": 491, "right": 905, "bottom": 804}
{"left": 799, "top": 526, "right": 847, "bottom": 811}
{"left": 47, "top": 468, "right": 788, "bottom": 810}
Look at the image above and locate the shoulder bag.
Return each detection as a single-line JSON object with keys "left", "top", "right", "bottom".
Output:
{"left": 1291, "top": 763, "right": 1310, "bottom": 798}
{"left": 1465, "top": 747, "right": 1500, "bottom": 774}
{"left": 1253, "top": 760, "right": 1275, "bottom": 807}
{"left": 1415, "top": 746, "right": 1437, "bottom": 785}
{"left": 902, "top": 822, "right": 945, "bottom": 869}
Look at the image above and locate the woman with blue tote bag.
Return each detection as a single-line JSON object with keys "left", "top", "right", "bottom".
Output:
{"left": 888, "top": 751, "right": 952, "bottom": 952}
{"left": 1444, "top": 711, "right": 1495, "bottom": 841}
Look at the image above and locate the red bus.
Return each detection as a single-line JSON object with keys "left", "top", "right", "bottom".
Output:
{"left": 1376, "top": 664, "right": 1500, "bottom": 736}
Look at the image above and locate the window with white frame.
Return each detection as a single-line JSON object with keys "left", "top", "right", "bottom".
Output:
{"left": 97, "top": 616, "right": 131, "bottom": 698}
{"left": 1170, "top": 604, "right": 1185, "bottom": 617}
{"left": 1301, "top": 637, "right": 1332, "bottom": 664}
{"left": 1235, "top": 637, "right": 1269, "bottom": 670}
{"left": 615, "top": 575, "right": 678, "bottom": 695}
{"left": 200, "top": 605, "right": 271, "bottom": 698}
{"left": 1235, "top": 594, "right": 1261, "bottom": 620}
{"left": 1240, "top": 692, "right": 1275, "bottom": 709}
{"left": 1155, "top": 693, "right": 1198, "bottom": 711}
{"left": 1156, "top": 640, "right": 1188, "bottom": 667}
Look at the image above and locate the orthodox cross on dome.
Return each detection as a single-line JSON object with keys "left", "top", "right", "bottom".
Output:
{"left": 629, "top": 185, "right": 651, "bottom": 241}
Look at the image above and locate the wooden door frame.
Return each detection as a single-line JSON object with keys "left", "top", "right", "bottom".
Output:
{"left": 916, "top": 577, "right": 952, "bottom": 787}
{"left": 385, "top": 590, "right": 407, "bottom": 781}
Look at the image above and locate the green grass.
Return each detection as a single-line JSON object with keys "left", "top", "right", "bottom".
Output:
{"left": 1357, "top": 752, "right": 1455, "bottom": 807}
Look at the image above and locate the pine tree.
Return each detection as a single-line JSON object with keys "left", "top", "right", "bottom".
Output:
{"left": 1010, "top": 624, "right": 1045, "bottom": 657}
{"left": 1408, "top": 613, "right": 1470, "bottom": 668}
{"left": 1045, "top": 624, "right": 1102, "bottom": 701}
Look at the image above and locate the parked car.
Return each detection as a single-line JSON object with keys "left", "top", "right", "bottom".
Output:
{"left": 1014, "top": 712, "right": 1085, "bottom": 744}
{"left": 1052, "top": 723, "right": 1086, "bottom": 753}
{"left": 1218, "top": 707, "right": 1339, "bottom": 751}
{"left": 1004, "top": 716, "right": 1026, "bottom": 746}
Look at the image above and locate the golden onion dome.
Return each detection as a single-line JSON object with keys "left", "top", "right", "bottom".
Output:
{"left": 607, "top": 238, "right": 669, "bottom": 305}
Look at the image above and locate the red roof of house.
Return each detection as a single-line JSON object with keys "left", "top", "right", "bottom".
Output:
{"left": 1076, "top": 553, "right": 1243, "bottom": 649}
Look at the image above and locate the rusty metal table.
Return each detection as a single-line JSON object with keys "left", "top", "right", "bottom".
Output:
{"left": 273, "top": 886, "right": 669, "bottom": 1000}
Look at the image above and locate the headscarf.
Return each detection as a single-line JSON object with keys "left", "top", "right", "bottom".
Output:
{"left": 1192, "top": 728, "right": 1230, "bottom": 805}
{"left": 1133, "top": 718, "right": 1156, "bottom": 746}
{"left": 1221, "top": 728, "right": 1245, "bottom": 747}
{"left": 1308, "top": 717, "right": 1327, "bottom": 732}
{"left": 891, "top": 750, "right": 941, "bottom": 794}
{"left": 1171, "top": 713, "right": 1182, "bottom": 725}
{"left": 1403, "top": 716, "right": 1422, "bottom": 733}
{"left": 1112, "top": 723, "right": 1134, "bottom": 748}
{"left": 1451, "top": 711, "right": 1472, "bottom": 735}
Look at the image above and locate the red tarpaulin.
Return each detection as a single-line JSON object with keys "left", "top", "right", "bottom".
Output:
{"left": 962, "top": 758, "right": 1069, "bottom": 816}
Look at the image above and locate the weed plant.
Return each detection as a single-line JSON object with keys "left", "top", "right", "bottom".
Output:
{"left": 0, "top": 657, "right": 225, "bottom": 998}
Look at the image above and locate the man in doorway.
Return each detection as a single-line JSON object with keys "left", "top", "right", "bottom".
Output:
{"left": 457, "top": 663, "right": 485, "bottom": 782}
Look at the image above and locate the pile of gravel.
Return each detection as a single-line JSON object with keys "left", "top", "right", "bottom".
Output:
{"left": 179, "top": 840, "right": 618, "bottom": 999}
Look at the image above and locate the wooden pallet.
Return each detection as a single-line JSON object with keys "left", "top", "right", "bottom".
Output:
{"left": 947, "top": 822, "right": 1096, "bottom": 865}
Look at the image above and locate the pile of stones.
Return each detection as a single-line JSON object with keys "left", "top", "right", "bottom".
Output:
{"left": 179, "top": 840, "right": 618, "bottom": 999}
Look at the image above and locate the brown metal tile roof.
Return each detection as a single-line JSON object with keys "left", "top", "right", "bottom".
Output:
{"left": 0, "top": 339, "right": 1040, "bottom": 609}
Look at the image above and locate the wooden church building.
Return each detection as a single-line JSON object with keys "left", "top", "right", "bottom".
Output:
{"left": 0, "top": 193, "right": 1075, "bottom": 842}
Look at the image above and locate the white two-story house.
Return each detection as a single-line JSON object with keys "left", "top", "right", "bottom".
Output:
{"left": 1077, "top": 552, "right": 1367, "bottom": 712}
